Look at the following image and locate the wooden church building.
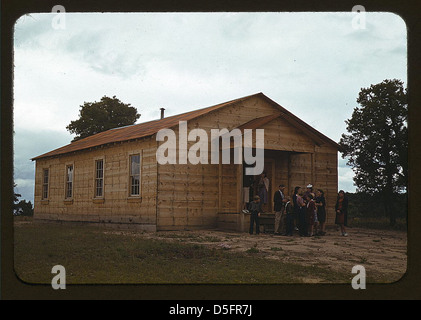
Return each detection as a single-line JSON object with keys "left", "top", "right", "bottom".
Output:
{"left": 32, "top": 93, "right": 339, "bottom": 232}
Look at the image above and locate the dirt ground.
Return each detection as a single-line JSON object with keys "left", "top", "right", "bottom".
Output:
{"left": 14, "top": 217, "right": 407, "bottom": 283}
{"left": 131, "top": 226, "right": 407, "bottom": 283}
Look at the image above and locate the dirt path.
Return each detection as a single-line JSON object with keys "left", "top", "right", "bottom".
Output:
{"left": 13, "top": 218, "right": 407, "bottom": 284}
{"left": 132, "top": 227, "right": 407, "bottom": 283}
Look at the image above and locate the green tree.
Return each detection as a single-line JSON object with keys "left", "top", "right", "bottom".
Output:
{"left": 66, "top": 96, "right": 140, "bottom": 141}
{"left": 14, "top": 200, "right": 34, "bottom": 216}
{"left": 339, "top": 79, "right": 407, "bottom": 226}
{"left": 13, "top": 183, "right": 33, "bottom": 216}
{"left": 13, "top": 183, "right": 22, "bottom": 204}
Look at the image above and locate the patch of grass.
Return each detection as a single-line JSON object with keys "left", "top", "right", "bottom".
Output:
{"left": 245, "top": 247, "right": 260, "bottom": 254}
{"left": 197, "top": 236, "right": 221, "bottom": 243}
{"left": 224, "top": 234, "right": 241, "bottom": 239}
{"left": 270, "top": 247, "right": 283, "bottom": 251}
{"left": 156, "top": 232, "right": 200, "bottom": 240}
{"left": 14, "top": 221, "right": 350, "bottom": 284}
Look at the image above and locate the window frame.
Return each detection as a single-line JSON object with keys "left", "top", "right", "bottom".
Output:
{"left": 42, "top": 168, "right": 50, "bottom": 200}
{"left": 94, "top": 158, "right": 105, "bottom": 198}
{"left": 128, "top": 152, "right": 141, "bottom": 197}
{"left": 65, "top": 164, "right": 74, "bottom": 199}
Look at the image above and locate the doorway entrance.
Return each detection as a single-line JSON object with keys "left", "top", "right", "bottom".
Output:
{"left": 260, "top": 158, "right": 275, "bottom": 212}
{"left": 243, "top": 158, "right": 275, "bottom": 213}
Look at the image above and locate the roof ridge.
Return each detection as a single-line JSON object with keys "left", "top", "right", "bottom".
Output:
{"left": 32, "top": 92, "right": 339, "bottom": 161}
{"left": 32, "top": 92, "right": 263, "bottom": 160}
{"left": 101, "top": 92, "right": 262, "bottom": 132}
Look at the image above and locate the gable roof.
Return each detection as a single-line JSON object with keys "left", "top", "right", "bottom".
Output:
{"left": 32, "top": 93, "right": 339, "bottom": 160}
{"left": 236, "top": 112, "right": 282, "bottom": 132}
{"left": 257, "top": 94, "right": 339, "bottom": 147}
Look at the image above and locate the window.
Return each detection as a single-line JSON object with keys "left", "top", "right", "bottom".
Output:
{"left": 95, "top": 159, "right": 104, "bottom": 197}
{"left": 65, "top": 165, "right": 73, "bottom": 198}
{"left": 42, "top": 168, "right": 49, "bottom": 199}
{"left": 129, "top": 154, "right": 140, "bottom": 196}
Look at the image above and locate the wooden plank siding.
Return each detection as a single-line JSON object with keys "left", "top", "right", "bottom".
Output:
{"left": 155, "top": 97, "right": 276, "bottom": 230}
{"left": 155, "top": 96, "right": 338, "bottom": 230}
{"left": 156, "top": 160, "right": 219, "bottom": 230}
{"left": 34, "top": 137, "right": 158, "bottom": 231}
{"left": 33, "top": 93, "right": 339, "bottom": 231}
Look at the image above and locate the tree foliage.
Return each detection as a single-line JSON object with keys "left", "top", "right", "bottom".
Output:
{"left": 66, "top": 96, "right": 140, "bottom": 141}
{"left": 339, "top": 79, "right": 407, "bottom": 225}
{"left": 14, "top": 200, "right": 34, "bottom": 216}
{"left": 13, "top": 183, "right": 33, "bottom": 216}
{"left": 13, "top": 183, "right": 22, "bottom": 203}
{"left": 346, "top": 192, "right": 407, "bottom": 219}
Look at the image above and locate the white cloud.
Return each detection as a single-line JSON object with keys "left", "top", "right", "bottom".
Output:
{"left": 13, "top": 12, "right": 407, "bottom": 201}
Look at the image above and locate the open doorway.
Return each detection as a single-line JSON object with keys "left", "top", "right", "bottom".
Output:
{"left": 243, "top": 158, "right": 275, "bottom": 213}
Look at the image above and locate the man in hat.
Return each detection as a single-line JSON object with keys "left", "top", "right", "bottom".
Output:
{"left": 249, "top": 195, "right": 263, "bottom": 235}
{"left": 304, "top": 184, "right": 313, "bottom": 201}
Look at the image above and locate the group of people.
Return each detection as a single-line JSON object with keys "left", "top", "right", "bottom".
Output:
{"left": 245, "top": 182, "right": 349, "bottom": 237}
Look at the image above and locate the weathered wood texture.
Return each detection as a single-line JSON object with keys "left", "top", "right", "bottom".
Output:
{"left": 216, "top": 212, "right": 250, "bottom": 232}
{"left": 156, "top": 161, "right": 219, "bottom": 230}
{"left": 155, "top": 96, "right": 338, "bottom": 229}
{"left": 34, "top": 137, "right": 158, "bottom": 230}
{"left": 34, "top": 95, "right": 338, "bottom": 231}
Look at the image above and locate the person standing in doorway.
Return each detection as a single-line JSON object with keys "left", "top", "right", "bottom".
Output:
{"left": 258, "top": 172, "right": 269, "bottom": 208}
{"left": 273, "top": 184, "right": 287, "bottom": 235}
{"left": 249, "top": 195, "right": 263, "bottom": 235}
{"left": 242, "top": 169, "right": 255, "bottom": 214}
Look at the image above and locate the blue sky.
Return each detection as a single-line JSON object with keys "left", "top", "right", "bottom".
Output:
{"left": 13, "top": 11, "right": 407, "bottom": 203}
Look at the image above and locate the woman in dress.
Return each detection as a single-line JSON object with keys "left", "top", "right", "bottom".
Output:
{"left": 284, "top": 196, "right": 295, "bottom": 236}
{"left": 335, "top": 190, "right": 349, "bottom": 236}
{"left": 293, "top": 186, "right": 307, "bottom": 236}
{"left": 315, "top": 189, "right": 327, "bottom": 236}
{"left": 305, "top": 193, "right": 317, "bottom": 236}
